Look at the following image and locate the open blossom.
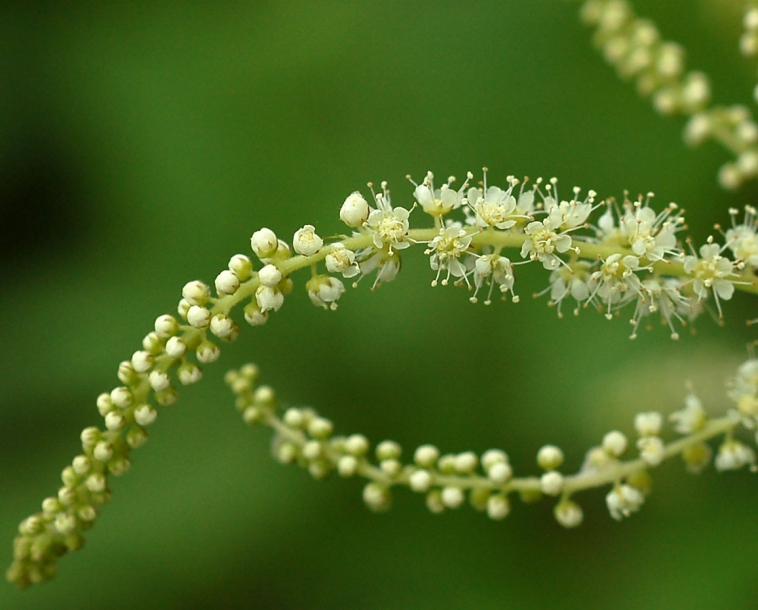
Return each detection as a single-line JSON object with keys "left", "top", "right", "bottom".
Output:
{"left": 726, "top": 205, "right": 758, "bottom": 267}
{"left": 466, "top": 172, "right": 521, "bottom": 229}
{"left": 364, "top": 181, "right": 412, "bottom": 254}
{"left": 306, "top": 275, "right": 345, "bottom": 310}
{"left": 470, "top": 254, "right": 518, "bottom": 304}
{"left": 606, "top": 484, "right": 645, "bottom": 521}
{"left": 425, "top": 222, "right": 473, "bottom": 286}
{"left": 544, "top": 184, "right": 597, "bottom": 231}
{"left": 521, "top": 214, "right": 574, "bottom": 270}
{"left": 588, "top": 253, "right": 645, "bottom": 319}
{"left": 410, "top": 171, "right": 470, "bottom": 217}
{"left": 629, "top": 277, "right": 697, "bottom": 340}
{"left": 683, "top": 240, "right": 736, "bottom": 316}
{"left": 619, "top": 199, "right": 682, "bottom": 262}
{"left": 544, "top": 260, "right": 592, "bottom": 317}
{"left": 292, "top": 225, "right": 323, "bottom": 256}
{"left": 325, "top": 243, "right": 360, "bottom": 278}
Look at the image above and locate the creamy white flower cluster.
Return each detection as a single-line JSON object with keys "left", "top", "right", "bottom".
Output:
{"left": 228, "top": 357, "right": 758, "bottom": 528}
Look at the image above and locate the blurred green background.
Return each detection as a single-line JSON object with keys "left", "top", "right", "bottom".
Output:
{"left": 2, "top": 1, "right": 757, "bottom": 608}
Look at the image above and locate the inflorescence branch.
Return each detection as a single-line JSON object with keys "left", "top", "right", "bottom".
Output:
{"left": 7, "top": 168, "right": 758, "bottom": 588}
{"left": 573, "top": 0, "right": 758, "bottom": 189}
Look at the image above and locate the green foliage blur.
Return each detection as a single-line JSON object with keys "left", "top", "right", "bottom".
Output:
{"left": 2, "top": 1, "right": 757, "bottom": 608}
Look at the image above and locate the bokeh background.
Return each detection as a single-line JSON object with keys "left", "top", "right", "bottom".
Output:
{"left": 2, "top": 1, "right": 757, "bottom": 608}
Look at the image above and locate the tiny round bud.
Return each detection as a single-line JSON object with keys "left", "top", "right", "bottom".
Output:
{"left": 154, "top": 314, "right": 179, "bottom": 339}
{"left": 251, "top": 228, "right": 278, "bottom": 259}
{"left": 187, "top": 305, "right": 211, "bottom": 328}
{"left": 195, "top": 340, "right": 221, "bottom": 364}
{"left": 409, "top": 469, "right": 433, "bottom": 492}
{"left": 344, "top": 434, "right": 370, "bottom": 456}
{"left": 228, "top": 254, "right": 253, "bottom": 281}
{"left": 454, "top": 451, "right": 478, "bottom": 474}
{"left": 61, "top": 467, "right": 79, "bottom": 488}
{"left": 602, "top": 430, "right": 628, "bottom": 457}
{"left": 340, "top": 192, "right": 370, "bottom": 227}
{"left": 165, "top": 336, "right": 188, "bottom": 359}
{"left": 376, "top": 440, "right": 401, "bottom": 461}
{"left": 177, "top": 362, "right": 202, "bottom": 385}
{"left": 117, "top": 361, "right": 138, "bottom": 385}
{"left": 293, "top": 224, "right": 324, "bottom": 256}
{"left": 131, "top": 350, "right": 154, "bottom": 373}
{"left": 486, "top": 494, "right": 510, "bottom": 520}
{"left": 487, "top": 461, "right": 513, "bottom": 485}
{"left": 242, "top": 406, "right": 263, "bottom": 425}
{"left": 148, "top": 370, "right": 171, "bottom": 392}
{"left": 481, "top": 449, "right": 509, "bottom": 471}
{"left": 215, "top": 269, "right": 240, "bottom": 297}
{"left": 93, "top": 441, "right": 113, "bottom": 463}
{"left": 126, "top": 427, "right": 149, "bottom": 448}
{"left": 155, "top": 387, "right": 178, "bottom": 406}
{"left": 283, "top": 408, "right": 305, "bottom": 428}
{"left": 41, "top": 497, "right": 62, "bottom": 516}
{"left": 72, "top": 455, "right": 91, "bottom": 476}
{"left": 440, "top": 486, "right": 465, "bottom": 509}
{"left": 85, "top": 473, "right": 107, "bottom": 493}
{"left": 253, "top": 385, "right": 276, "bottom": 406}
{"left": 209, "top": 314, "right": 234, "bottom": 338}
{"left": 258, "top": 264, "right": 282, "bottom": 288}
{"left": 104, "top": 411, "right": 125, "bottom": 432}
{"left": 307, "top": 417, "right": 333, "bottom": 440}
{"left": 362, "top": 482, "right": 391, "bottom": 512}
{"left": 414, "top": 444, "right": 440, "bottom": 468}
{"left": 380, "top": 459, "right": 402, "bottom": 477}
{"left": 302, "top": 440, "right": 322, "bottom": 461}
{"left": 58, "top": 486, "right": 77, "bottom": 505}
{"left": 337, "top": 455, "right": 358, "bottom": 477}
{"left": 554, "top": 499, "right": 584, "bottom": 528}
{"left": 142, "top": 332, "right": 163, "bottom": 355}
{"left": 96, "top": 393, "right": 113, "bottom": 417}
{"left": 134, "top": 404, "right": 158, "bottom": 427}
{"left": 243, "top": 302, "right": 268, "bottom": 326}
{"left": 182, "top": 280, "right": 211, "bottom": 306}
{"left": 80, "top": 427, "right": 101, "bottom": 449}
{"left": 537, "top": 445, "right": 564, "bottom": 471}
{"left": 540, "top": 471, "right": 564, "bottom": 496}
{"left": 110, "top": 386, "right": 133, "bottom": 409}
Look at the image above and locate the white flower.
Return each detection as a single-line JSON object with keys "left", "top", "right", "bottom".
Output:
{"left": 669, "top": 391, "right": 707, "bottom": 434}
{"left": 292, "top": 224, "right": 323, "bottom": 256}
{"left": 364, "top": 181, "right": 412, "bottom": 254}
{"left": 520, "top": 214, "right": 573, "bottom": 270}
{"left": 726, "top": 205, "right": 758, "bottom": 267}
{"left": 465, "top": 172, "right": 521, "bottom": 229}
{"left": 634, "top": 411, "right": 663, "bottom": 436}
{"left": 683, "top": 239, "right": 736, "bottom": 316}
{"left": 606, "top": 484, "right": 645, "bottom": 520}
{"left": 306, "top": 275, "right": 345, "bottom": 310}
{"left": 325, "top": 243, "right": 360, "bottom": 278}
{"left": 588, "top": 253, "right": 645, "bottom": 319}
{"left": 470, "top": 254, "right": 517, "bottom": 304}
{"left": 410, "top": 171, "right": 470, "bottom": 217}
{"left": 357, "top": 249, "right": 401, "bottom": 289}
{"left": 629, "top": 277, "right": 695, "bottom": 340}
{"left": 554, "top": 500, "right": 583, "bottom": 528}
{"left": 340, "top": 192, "right": 370, "bottom": 227}
{"left": 543, "top": 260, "right": 592, "bottom": 317}
{"left": 545, "top": 185, "right": 597, "bottom": 231}
{"left": 424, "top": 223, "right": 473, "bottom": 286}
{"left": 715, "top": 439, "right": 756, "bottom": 471}
{"left": 636, "top": 436, "right": 665, "bottom": 467}
{"left": 625, "top": 203, "right": 681, "bottom": 262}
